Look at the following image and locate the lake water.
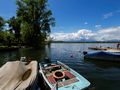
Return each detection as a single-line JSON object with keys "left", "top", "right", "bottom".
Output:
{"left": 0, "top": 43, "right": 120, "bottom": 90}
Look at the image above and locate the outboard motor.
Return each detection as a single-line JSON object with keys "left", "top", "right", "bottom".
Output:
{"left": 44, "top": 57, "right": 51, "bottom": 63}
{"left": 83, "top": 51, "right": 88, "bottom": 55}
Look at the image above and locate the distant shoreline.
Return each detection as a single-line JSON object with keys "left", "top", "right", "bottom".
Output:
{"left": 51, "top": 41, "right": 120, "bottom": 43}
{"left": 0, "top": 46, "right": 19, "bottom": 51}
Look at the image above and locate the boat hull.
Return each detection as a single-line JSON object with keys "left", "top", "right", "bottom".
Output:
{"left": 84, "top": 51, "right": 120, "bottom": 62}
{"left": 39, "top": 61, "right": 90, "bottom": 90}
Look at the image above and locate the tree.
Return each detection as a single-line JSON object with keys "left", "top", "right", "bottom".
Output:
{"left": 0, "top": 16, "right": 4, "bottom": 31}
{"left": 16, "top": 0, "right": 55, "bottom": 47}
{"left": 8, "top": 16, "right": 21, "bottom": 43}
{"left": 0, "top": 16, "right": 5, "bottom": 44}
{"left": 0, "top": 16, "right": 16, "bottom": 46}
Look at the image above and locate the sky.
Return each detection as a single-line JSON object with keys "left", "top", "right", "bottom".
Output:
{"left": 0, "top": 0, "right": 120, "bottom": 41}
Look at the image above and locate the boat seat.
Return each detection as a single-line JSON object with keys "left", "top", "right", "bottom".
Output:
{"left": 47, "top": 75, "right": 56, "bottom": 84}
{"left": 45, "top": 65, "right": 61, "bottom": 70}
{"left": 58, "top": 78, "right": 79, "bottom": 87}
{"left": 64, "top": 70, "right": 75, "bottom": 79}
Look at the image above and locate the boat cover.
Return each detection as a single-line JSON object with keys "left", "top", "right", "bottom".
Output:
{"left": 0, "top": 61, "right": 38, "bottom": 90}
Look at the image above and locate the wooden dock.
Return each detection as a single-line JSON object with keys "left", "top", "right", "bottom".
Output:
{"left": 88, "top": 47, "right": 120, "bottom": 52}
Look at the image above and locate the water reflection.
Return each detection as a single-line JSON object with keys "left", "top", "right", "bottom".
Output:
{"left": 85, "top": 59, "right": 120, "bottom": 69}
{"left": 0, "top": 47, "right": 48, "bottom": 66}
{"left": 0, "top": 43, "right": 120, "bottom": 90}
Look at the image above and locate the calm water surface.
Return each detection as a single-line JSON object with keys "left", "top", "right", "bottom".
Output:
{"left": 0, "top": 43, "right": 120, "bottom": 90}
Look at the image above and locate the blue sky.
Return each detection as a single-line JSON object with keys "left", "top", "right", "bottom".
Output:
{"left": 48, "top": 0, "right": 120, "bottom": 32}
{"left": 0, "top": 0, "right": 16, "bottom": 19}
{"left": 0, "top": 0, "right": 120, "bottom": 41}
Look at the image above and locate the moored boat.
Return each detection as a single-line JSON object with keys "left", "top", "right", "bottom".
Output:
{"left": 105, "top": 48, "right": 120, "bottom": 53}
{"left": 84, "top": 51, "right": 120, "bottom": 62}
{"left": 88, "top": 47, "right": 107, "bottom": 50}
{"left": 39, "top": 61, "right": 90, "bottom": 90}
{"left": 88, "top": 46, "right": 120, "bottom": 53}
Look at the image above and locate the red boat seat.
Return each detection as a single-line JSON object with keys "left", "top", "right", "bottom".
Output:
{"left": 58, "top": 78, "right": 79, "bottom": 87}
{"left": 64, "top": 70, "right": 75, "bottom": 79}
{"left": 47, "top": 75, "right": 56, "bottom": 84}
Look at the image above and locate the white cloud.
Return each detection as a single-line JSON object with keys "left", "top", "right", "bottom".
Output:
{"left": 103, "top": 10, "right": 120, "bottom": 19}
{"left": 51, "top": 26, "right": 120, "bottom": 41}
{"left": 95, "top": 25, "right": 101, "bottom": 28}
{"left": 84, "top": 22, "right": 88, "bottom": 25}
{"left": 103, "top": 12, "right": 113, "bottom": 19}
{"left": 51, "top": 29, "right": 95, "bottom": 41}
{"left": 96, "top": 27, "right": 120, "bottom": 41}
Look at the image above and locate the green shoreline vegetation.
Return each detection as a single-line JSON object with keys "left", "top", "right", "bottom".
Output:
{"left": 0, "top": 0, "right": 55, "bottom": 49}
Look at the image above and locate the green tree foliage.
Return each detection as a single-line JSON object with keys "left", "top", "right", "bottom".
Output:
{"left": 0, "top": 31, "right": 15, "bottom": 46}
{"left": 0, "top": 16, "right": 5, "bottom": 44}
{"left": 0, "top": 16, "right": 16, "bottom": 46}
{"left": 16, "top": 0, "right": 55, "bottom": 47}
{"left": 0, "top": 16, "right": 4, "bottom": 31}
{"left": 8, "top": 16, "right": 21, "bottom": 43}
{"left": 0, "top": 31, "right": 5, "bottom": 44}
{"left": 4, "top": 32, "right": 15, "bottom": 47}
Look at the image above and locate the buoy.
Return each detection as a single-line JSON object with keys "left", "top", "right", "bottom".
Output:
{"left": 70, "top": 54, "right": 73, "bottom": 58}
